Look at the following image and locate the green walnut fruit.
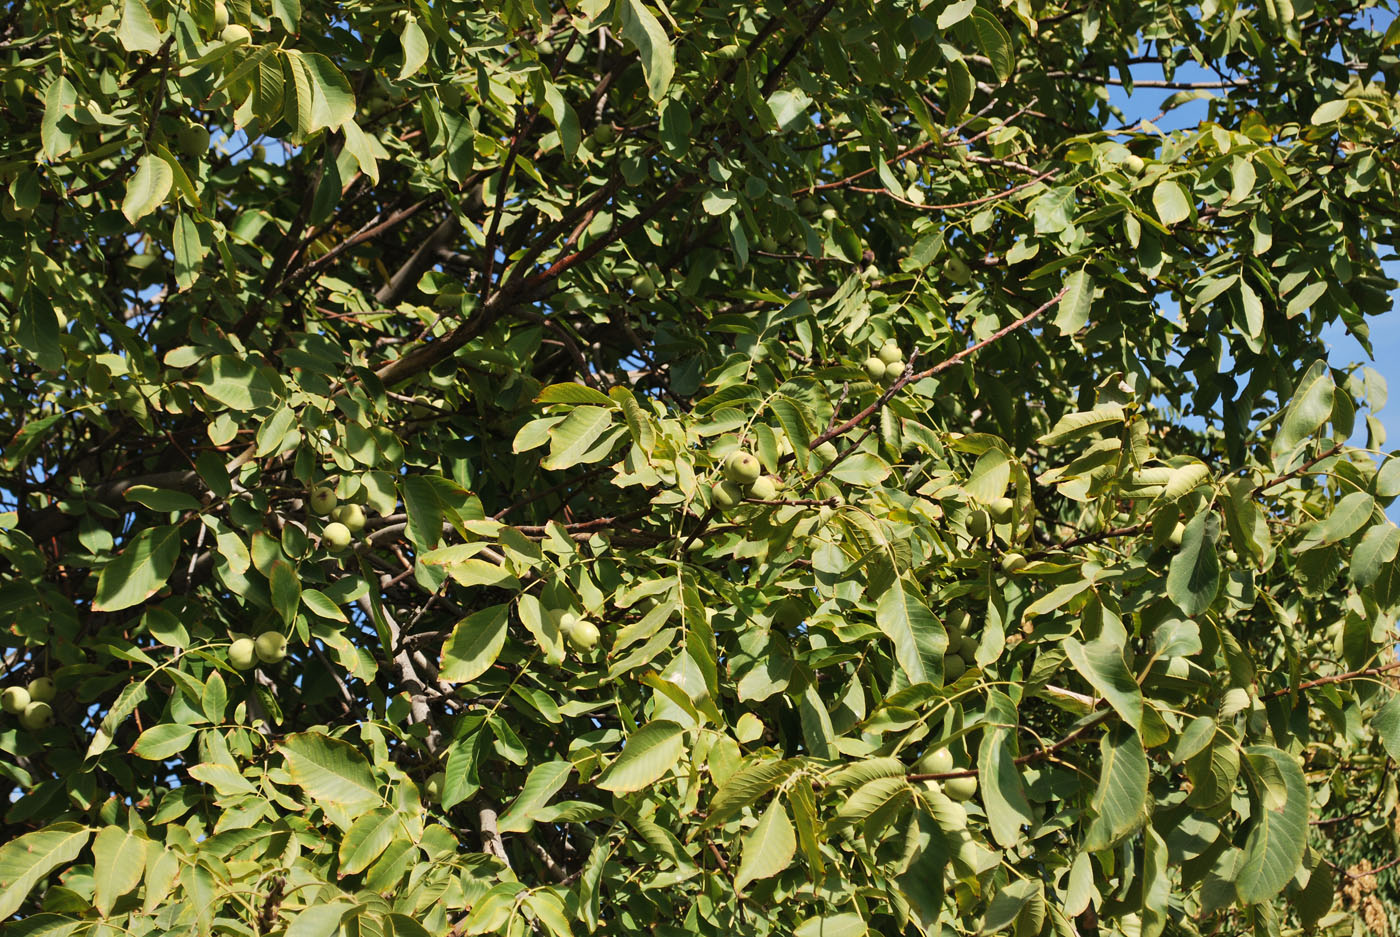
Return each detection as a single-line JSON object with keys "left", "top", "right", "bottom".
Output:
{"left": 566, "top": 619, "right": 600, "bottom": 650}
{"left": 1001, "top": 552, "right": 1027, "bottom": 574}
{"left": 966, "top": 509, "right": 991, "bottom": 538}
{"left": 943, "top": 255, "right": 972, "bottom": 285}
{"left": 630, "top": 273, "right": 656, "bottom": 299}
{"left": 820, "top": 206, "right": 839, "bottom": 223}
{"left": 27, "top": 677, "right": 55, "bottom": 702}
{"left": 213, "top": 1, "right": 229, "bottom": 30}
{"left": 723, "top": 450, "right": 761, "bottom": 486}
{"left": 559, "top": 612, "right": 579, "bottom": 632}
{"left": 228, "top": 637, "right": 258, "bottom": 671}
{"left": 1224, "top": 549, "right": 1239, "bottom": 564}
{"left": 322, "top": 521, "right": 353, "bottom": 553}
{"left": 917, "top": 747, "right": 955, "bottom": 775}
{"left": 758, "top": 235, "right": 778, "bottom": 252}
{"left": 712, "top": 480, "right": 745, "bottom": 510}
{"left": 880, "top": 367, "right": 900, "bottom": 388}
{"left": 944, "top": 774, "right": 978, "bottom": 802}
{"left": 878, "top": 342, "right": 903, "bottom": 365}
{"left": 254, "top": 631, "right": 288, "bottom": 664}
{"left": 943, "top": 654, "right": 966, "bottom": 681}
{"left": 958, "top": 634, "right": 978, "bottom": 659}
{"left": 592, "top": 123, "right": 616, "bottom": 146}
{"left": 21, "top": 701, "right": 53, "bottom": 730}
{"left": 1122, "top": 154, "right": 1145, "bottom": 175}
{"left": 862, "top": 357, "right": 887, "bottom": 381}
{"left": 813, "top": 441, "right": 839, "bottom": 464}
{"left": 309, "top": 486, "right": 337, "bottom": 515}
{"left": 535, "top": 39, "right": 554, "bottom": 56}
{"left": 798, "top": 197, "right": 818, "bottom": 215}
{"left": 221, "top": 23, "right": 251, "bottom": 45}
{"left": 424, "top": 771, "right": 446, "bottom": 802}
{"left": 331, "top": 503, "right": 366, "bottom": 533}
{"left": 1, "top": 686, "right": 29, "bottom": 714}
{"left": 987, "top": 497, "right": 1015, "bottom": 523}
{"left": 178, "top": 124, "right": 211, "bottom": 158}
{"left": 746, "top": 475, "right": 779, "bottom": 501}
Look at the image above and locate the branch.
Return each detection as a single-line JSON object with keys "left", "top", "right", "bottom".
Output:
{"left": 1259, "top": 660, "right": 1400, "bottom": 700}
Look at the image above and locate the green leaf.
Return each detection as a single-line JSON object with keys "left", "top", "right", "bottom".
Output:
{"left": 498, "top": 760, "right": 573, "bottom": 833}
{"left": 122, "top": 484, "right": 200, "bottom": 512}
{"left": 542, "top": 406, "right": 618, "bottom": 470}
{"left": 1053, "top": 269, "right": 1094, "bottom": 334}
{"left": 271, "top": 0, "right": 301, "bottom": 31}
{"left": 537, "top": 382, "right": 617, "bottom": 406}
{"left": 1063, "top": 636, "right": 1143, "bottom": 729}
{"left": 202, "top": 669, "right": 227, "bottom": 723}
{"left": 279, "top": 732, "right": 382, "bottom": 816}
{"left": 269, "top": 558, "right": 301, "bottom": 624}
{"left": 1038, "top": 406, "right": 1125, "bottom": 445}
{"left": 702, "top": 758, "right": 801, "bottom": 830}
{"left": 1141, "top": 824, "right": 1169, "bottom": 937}
{"left": 0, "top": 823, "right": 90, "bottom": 920}
{"left": 93, "top": 525, "right": 182, "bottom": 612}
{"left": 1166, "top": 510, "right": 1220, "bottom": 616}
{"left": 117, "top": 0, "right": 163, "bottom": 52}
{"left": 1273, "top": 360, "right": 1334, "bottom": 458}
{"left": 794, "top": 914, "right": 868, "bottom": 937}
{"left": 944, "top": 57, "right": 973, "bottom": 121}
{"left": 1152, "top": 179, "right": 1191, "bottom": 226}
{"left": 286, "top": 901, "right": 355, "bottom": 937}
{"left": 399, "top": 18, "right": 428, "bottom": 79}
{"left": 596, "top": 720, "right": 686, "bottom": 793}
{"left": 439, "top": 604, "right": 510, "bottom": 683}
{"left": 978, "top": 690, "right": 1034, "bottom": 846}
{"left": 1310, "top": 99, "right": 1349, "bottom": 124}
{"left": 733, "top": 796, "right": 796, "bottom": 893}
{"left": 618, "top": 0, "right": 674, "bottom": 102}
{"left": 192, "top": 355, "right": 279, "bottom": 411}
{"left": 1236, "top": 746, "right": 1308, "bottom": 904}
{"left": 298, "top": 52, "right": 356, "bottom": 131}
{"left": 91, "top": 825, "right": 147, "bottom": 916}
{"left": 875, "top": 581, "right": 947, "bottom": 685}
{"left": 41, "top": 77, "right": 78, "bottom": 159}
{"left": 1373, "top": 695, "right": 1400, "bottom": 763}
{"left": 338, "top": 806, "right": 400, "bottom": 874}
{"left": 1083, "top": 726, "right": 1148, "bottom": 851}
{"left": 122, "top": 154, "right": 174, "bottom": 223}
{"left": 302, "top": 588, "right": 349, "bottom": 623}
{"left": 937, "top": 0, "right": 976, "bottom": 28}
{"left": 1308, "top": 491, "right": 1375, "bottom": 547}
{"left": 968, "top": 8, "right": 1014, "bottom": 82}
{"left": 131, "top": 723, "right": 198, "bottom": 759}
{"left": 1352, "top": 523, "right": 1400, "bottom": 585}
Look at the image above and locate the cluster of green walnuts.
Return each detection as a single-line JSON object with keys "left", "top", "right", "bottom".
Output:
{"left": 1, "top": 676, "right": 57, "bottom": 730}
{"left": 940, "top": 609, "right": 981, "bottom": 682}
{"left": 227, "top": 632, "right": 288, "bottom": 671}
{"left": 711, "top": 450, "right": 782, "bottom": 510}
{"left": 309, "top": 484, "right": 368, "bottom": 553}
{"left": 861, "top": 338, "right": 908, "bottom": 388}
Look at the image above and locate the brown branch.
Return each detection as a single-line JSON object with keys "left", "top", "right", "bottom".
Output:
{"left": 1260, "top": 660, "right": 1400, "bottom": 701}
{"left": 1253, "top": 442, "right": 1345, "bottom": 495}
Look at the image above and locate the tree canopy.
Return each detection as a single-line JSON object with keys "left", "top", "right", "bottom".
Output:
{"left": 2, "top": 0, "right": 1400, "bottom": 934}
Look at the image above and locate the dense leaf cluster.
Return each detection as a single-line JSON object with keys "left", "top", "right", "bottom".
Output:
{"left": 2, "top": 0, "right": 1400, "bottom": 934}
